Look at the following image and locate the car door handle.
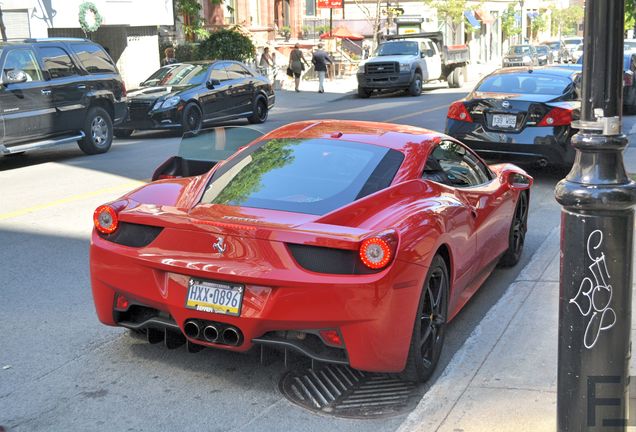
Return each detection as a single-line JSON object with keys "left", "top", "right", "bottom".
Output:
{"left": 41, "top": 89, "right": 52, "bottom": 96}
{"left": 77, "top": 84, "right": 86, "bottom": 89}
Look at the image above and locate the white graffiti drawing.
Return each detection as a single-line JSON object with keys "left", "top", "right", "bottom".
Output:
{"left": 568, "top": 229, "right": 617, "bottom": 349}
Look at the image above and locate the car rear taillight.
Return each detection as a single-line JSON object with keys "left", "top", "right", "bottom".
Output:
{"left": 319, "top": 329, "right": 343, "bottom": 347}
{"left": 447, "top": 101, "right": 473, "bottom": 122}
{"left": 537, "top": 107, "right": 573, "bottom": 127}
{"left": 359, "top": 231, "right": 398, "bottom": 270}
{"left": 93, "top": 204, "right": 119, "bottom": 234}
{"left": 625, "top": 70, "right": 634, "bottom": 87}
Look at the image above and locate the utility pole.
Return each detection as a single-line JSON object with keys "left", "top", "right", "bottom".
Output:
{"left": 0, "top": 7, "right": 7, "bottom": 42}
{"left": 555, "top": 0, "right": 636, "bottom": 431}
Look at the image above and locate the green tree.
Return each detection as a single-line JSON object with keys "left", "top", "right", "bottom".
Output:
{"left": 551, "top": 5, "right": 584, "bottom": 37}
{"left": 502, "top": 3, "right": 521, "bottom": 41}
{"left": 423, "top": 0, "right": 471, "bottom": 40}
{"left": 198, "top": 28, "right": 256, "bottom": 62}
{"left": 176, "top": 0, "right": 232, "bottom": 41}
{"left": 530, "top": 10, "right": 548, "bottom": 42}
{"left": 626, "top": 0, "right": 636, "bottom": 35}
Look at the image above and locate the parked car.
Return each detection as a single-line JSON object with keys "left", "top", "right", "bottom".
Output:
{"left": 572, "top": 44, "right": 584, "bottom": 63}
{"left": 543, "top": 40, "right": 568, "bottom": 63}
{"left": 575, "top": 52, "right": 636, "bottom": 114}
{"left": 357, "top": 31, "right": 470, "bottom": 98}
{"left": 534, "top": 45, "right": 552, "bottom": 65}
{"left": 115, "top": 61, "right": 275, "bottom": 138}
{"left": 445, "top": 67, "right": 581, "bottom": 167}
{"left": 625, "top": 39, "right": 636, "bottom": 51}
{"left": 562, "top": 37, "right": 583, "bottom": 62}
{"left": 0, "top": 38, "right": 127, "bottom": 157}
{"left": 502, "top": 45, "right": 538, "bottom": 67}
{"left": 89, "top": 121, "right": 532, "bottom": 382}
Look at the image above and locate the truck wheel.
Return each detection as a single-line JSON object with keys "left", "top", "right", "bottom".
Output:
{"left": 448, "top": 68, "right": 464, "bottom": 88}
{"left": 78, "top": 106, "right": 113, "bottom": 155}
{"left": 357, "top": 87, "right": 371, "bottom": 98}
{"left": 408, "top": 73, "right": 422, "bottom": 96}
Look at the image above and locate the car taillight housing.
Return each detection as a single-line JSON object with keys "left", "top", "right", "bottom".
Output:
{"left": 537, "top": 107, "right": 573, "bottom": 127}
{"left": 447, "top": 101, "right": 473, "bottom": 122}
{"left": 359, "top": 230, "right": 398, "bottom": 270}
{"left": 93, "top": 204, "right": 119, "bottom": 234}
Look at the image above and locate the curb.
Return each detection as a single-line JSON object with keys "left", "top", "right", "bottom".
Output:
{"left": 396, "top": 226, "right": 560, "bottom": 432}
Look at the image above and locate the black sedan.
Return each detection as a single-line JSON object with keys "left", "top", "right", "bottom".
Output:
{"left": 575, "top": 53, "right": 636, "bottom": 114}
{"left": 445, "top": 67, "right": 580, "bottom": 167}
{"left": 115, "top": 61, "right": 275, "bottom": 138}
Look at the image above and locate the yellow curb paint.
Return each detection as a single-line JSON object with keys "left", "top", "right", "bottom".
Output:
{"left": 0, "top": 180, "right": 146, "bottom": 221}
{"left": 386, "top": 104, "right": 448, "bottom": 122}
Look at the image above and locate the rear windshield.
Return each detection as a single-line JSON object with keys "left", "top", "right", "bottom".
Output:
{"left": 200, "top": 138, "right": 404, "bottom": 215}
{"left": 564, "top": 38, "right": 582, "bottom": 45}
{"left": 69, "top": 43, "right": 116, "bottom": 73}
{"left": 476, "top": 73, "right": 572, "bottom": 95}
{"left": 508, "top": 46, "right": 532, "bottom": 55}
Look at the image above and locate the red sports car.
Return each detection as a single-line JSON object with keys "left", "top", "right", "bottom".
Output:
{"left": 90, "top": 120, "right": 532, "bottom": 382}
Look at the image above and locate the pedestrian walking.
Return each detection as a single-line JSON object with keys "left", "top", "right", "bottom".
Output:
{"left": 311, "top": 43, "right": 333, "bottom": 93}
{"left": 162, "top": 47, "right": 177, "bottom": 66}
{"left": 288, "top": 43, "right": 310, "bottom": 92}
{"left": 259, "top": 47, "right": 273, "bottom": 78}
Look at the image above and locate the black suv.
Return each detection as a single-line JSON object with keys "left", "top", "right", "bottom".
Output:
{"left": 0, "top": 38, "right": 127, "bottom": 157}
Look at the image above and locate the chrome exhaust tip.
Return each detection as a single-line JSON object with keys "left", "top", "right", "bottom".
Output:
{"left": 222, "top": 327, "right": 241, "bottom": 346}
{"left": 203, "top": 325, "right": 219, "bottom": 342}
{"left": 184, "top": 320, "right": 200, "bottom": 339}
{"left": 537, "top": 158, "right": 548, "bottom": 168}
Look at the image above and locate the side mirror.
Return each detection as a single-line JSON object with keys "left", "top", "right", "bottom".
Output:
{"left": 2, "top": 70, "right": 28, "bottom": 85}
{"left": 206, "top": 78, "right": 221, "bottom": 89}
{"left": 504, "top": 171, "right": 533, "bottom": 190}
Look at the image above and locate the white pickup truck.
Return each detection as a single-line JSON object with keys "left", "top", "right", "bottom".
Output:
{"left": 356, "top": 32, "right": 470, "bottom": 98}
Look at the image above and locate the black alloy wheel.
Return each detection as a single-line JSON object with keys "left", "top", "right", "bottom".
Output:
{"left": 408, "top": 73, "right": 422, "bottom": 96}
{"left": 499, "top": 191, "right": 529, "bottom": 267}
{"left": 248, "top": 98, "right": 268, "bottom": 124}
{"left": 400, "top": 254, "right": 449, "bottom": 382}
{"left": 182, "top": 102, "right": 203, "bottom": 134}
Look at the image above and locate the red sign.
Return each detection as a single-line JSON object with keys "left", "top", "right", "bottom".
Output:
{"left": 317, "top": 0, "right": 342, "bottom": 8}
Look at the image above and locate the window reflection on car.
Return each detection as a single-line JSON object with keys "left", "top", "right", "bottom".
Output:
{"left": 158, "top": 64, "right": 208, "bottom": 86}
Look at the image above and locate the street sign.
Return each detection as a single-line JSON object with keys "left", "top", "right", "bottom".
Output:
{"left": 317, "top": 0, "right": 342, "bottom": 8}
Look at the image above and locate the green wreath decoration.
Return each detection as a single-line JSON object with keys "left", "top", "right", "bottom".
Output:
{"left": 79, "top": 2, "right": 103, "bottom": 33}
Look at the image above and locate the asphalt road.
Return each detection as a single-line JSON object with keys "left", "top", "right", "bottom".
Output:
{"left": 2, "top": 85, "right": 635, "bottom": 432}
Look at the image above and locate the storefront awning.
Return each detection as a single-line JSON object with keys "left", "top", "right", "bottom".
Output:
{"left": 475, "top": 9, "right": 495, "bottom": 25}
{"left": 464, "top": 11, "right": 481, "bottom": 29}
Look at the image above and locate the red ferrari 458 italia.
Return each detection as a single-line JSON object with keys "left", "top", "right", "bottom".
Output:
{"left": 90, "top": 120, "right": 532, "bottom": 382}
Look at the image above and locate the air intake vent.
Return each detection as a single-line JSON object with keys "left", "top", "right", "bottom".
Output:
{"left": 98, "top": 222, "right": 163, "bottom": 247}
{"left": 287, "top": 244, "right": 378, "bottom": 275}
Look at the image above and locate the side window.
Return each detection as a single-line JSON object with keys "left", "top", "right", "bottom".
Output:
{"left": 210, "top": 64, "right": 230, "bottom": 82}
{"left": 39, "top": 47, "right": 78, "bottom": 79}
{"left": 2, "top": 49, "right": 44, "bottom": 82}
{"left": 69, "top": 43, "right": 116, "bottom": 73}
{"left": 423, "top": 141, "right": 489, "bottom": 187}
{"left": 225, "top": 63, "right": 252, "bottom": 79}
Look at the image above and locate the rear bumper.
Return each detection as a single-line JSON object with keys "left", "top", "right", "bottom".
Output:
{"left": 446, "top": 119, "right": 576, "bottom": 166}
{"left": 357, "top": 71, "right": 412, "bottom": 89}
{"left": 90, "top": 232, "right": 426, "bottom": 373}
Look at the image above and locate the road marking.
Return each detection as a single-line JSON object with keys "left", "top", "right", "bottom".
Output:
{"left": 385, "top": 103, "right": 449, "bottom": 122}
{"left": 0, "top": 180, "right": 146, "bottom": 221}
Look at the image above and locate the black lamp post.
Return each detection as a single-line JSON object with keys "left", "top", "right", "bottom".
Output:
{"left": 555, "top": 0, "right": 636, "bottom": 430}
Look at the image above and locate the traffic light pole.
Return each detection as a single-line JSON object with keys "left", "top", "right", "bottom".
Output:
{"left": 555, "top": 0, "right": 636, "bottom": 430}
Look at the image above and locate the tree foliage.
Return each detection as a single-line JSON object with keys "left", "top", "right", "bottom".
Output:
{"left": 502, "top": 3, "right": 521, "bottom": 40}
{"left": 530, "top": 10, "right": 548, "bottom": 41}
{"left": 627, "top": 0, "right": 636, "bottom": 34}
{"left": 176, "top": 0, "right": 227, "bottom": 40}
{"left": 551, "top": 5, "right": 584, "bottom": 37}
{"left": 198, "top": 28, "right": 256, "bottom": 62}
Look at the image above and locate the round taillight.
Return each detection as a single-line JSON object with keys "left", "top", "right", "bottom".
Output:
{"left": 93, "top": 205, "right": 119, "bottom": 234}
{"left": 359, "top": 237, "right": 392, "bottom": 270}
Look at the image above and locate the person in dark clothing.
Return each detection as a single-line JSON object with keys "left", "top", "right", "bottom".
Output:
{"left": 289, "top": 43, "right": 310, "bottom": 92}
{"left": 311, "top": 43, "right": 333, "bottom": 93}
{"left": 162, "top": 47, "right": 177, "bottom": 66}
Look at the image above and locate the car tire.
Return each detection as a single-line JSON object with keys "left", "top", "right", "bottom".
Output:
{"left": 182, "top": 102, "right": 203, "bottom": 134}
{"left": 114, "top": 129, "right": 134, "bottom": 139}
{"left": 78, "top": 106, "right": 114, "bottom": 155}
{"left": 400, "top": 254, "right": 449, "bottom": 382}
{"left": 498, "top": 191, "right": 529, "bottom": 268}
{"left": 408, "top": 73, "right": 422, "bottom": 96}
{"left": 248, "top": 98, "right": 268, "bottom": 124}
{"left": 357, "top": 87, "right": 371, "bottom": 98}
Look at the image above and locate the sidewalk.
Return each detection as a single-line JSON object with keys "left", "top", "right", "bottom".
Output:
{"left": 397, "top": 156, "right": 636, "bottom": 432}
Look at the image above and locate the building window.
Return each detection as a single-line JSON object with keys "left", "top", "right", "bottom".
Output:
{"left": 306, "top": 0, "right": 316, "bottom": 16}
{"left": 249, "top": 0, "right": 260, "bottom": 25}
{"left": 225, "top": 0, "right": 237, "bottom": 25}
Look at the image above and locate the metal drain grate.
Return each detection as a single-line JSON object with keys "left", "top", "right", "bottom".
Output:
{"left": 279, "top": 364, "right": 420, "bottom": 418}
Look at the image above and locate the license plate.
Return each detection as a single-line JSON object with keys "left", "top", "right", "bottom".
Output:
{"left": 185, "top": 279, "right": 243, "bottom": 316}
{"left": 492, "top": 114, "right": 517, "bottom": 128}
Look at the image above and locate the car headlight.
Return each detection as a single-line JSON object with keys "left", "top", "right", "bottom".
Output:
{"left": 400, "top": 63, "right": 411, "bottom": 72}
{"left": 161, "top": 96, "right": 181, "bottom": 109}
{"left": 358, "top": 64, "right": 365, "bottom": 73}
{"left": 523, "top": 56, "right": 531, "bottom": 63}
{"left": 152, "top": 99, "right": 163, "bottom": 110}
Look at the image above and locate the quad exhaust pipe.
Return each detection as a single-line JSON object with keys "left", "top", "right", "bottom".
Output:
{"left": 203, "top": 325, "right": 219, "bottom": 342}
{"left": 222, "top": 327, "right": 241, "bottom": 346}
{"left": 183, "top": 319, "right": 242, "bottom": 346}
{"left": 184, "top": 320, "right": 201, "bottom": 339}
